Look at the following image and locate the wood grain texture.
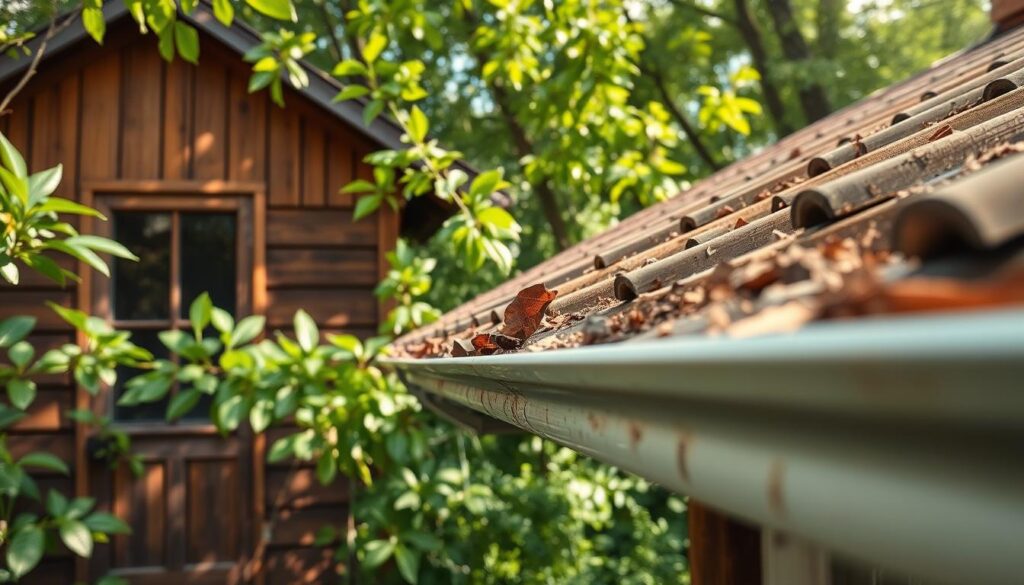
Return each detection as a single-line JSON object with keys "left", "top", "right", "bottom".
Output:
{"left": 688, "top": 500, "right": 763, "bottom": 585}
{"left": 301, "top": 117, "right": 326, "bottom": 207}
{"left": 326, "top": 129, "right": 355, "bottom": 207}
{"left": 267, "top": 248, "right": 377, "bottom": 287}
{"left": 79, "top": 53, "right": 121, "bottom": 181}
{"left": 268, "top": 105, "right": 301, "bottom": 206}
{"left": 193, "top": 61, "right": 228, "bottom": 180}
{"left": 228, "top": 71, "right": 266, "bottom": 182}
{"left": 267, "top": 209, "right": 377, "bottom": 246}
{"left": 265, "top": 467, "right": 349, "bottom": 510}
{"left": 120, "top": 47, "right": 164, "bottom": 179}
{"left": 163, "top": 59, "right": 195, "bottom": 180}
{"left": 265, "top": 289, "right": 378, "bottom": 328}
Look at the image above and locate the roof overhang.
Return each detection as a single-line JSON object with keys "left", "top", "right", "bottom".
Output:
{"left": 385, "top": 308, "right": 1024, "bottom": 585}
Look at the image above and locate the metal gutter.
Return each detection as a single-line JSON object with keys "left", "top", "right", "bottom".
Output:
{"left": 385, "top": 308, "right": 1024, "bottom": 584}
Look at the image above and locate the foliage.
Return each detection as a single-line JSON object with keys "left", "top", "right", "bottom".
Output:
{"left": 0, "top": 0, "right": 994, "bottom": 582}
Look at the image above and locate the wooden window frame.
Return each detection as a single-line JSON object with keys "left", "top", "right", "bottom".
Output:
{"left": 77, "top": 180, "right": 267, "bottom": 433}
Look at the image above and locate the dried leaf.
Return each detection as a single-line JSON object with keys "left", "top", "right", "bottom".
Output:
{"left": 501, "top": 284, "right": 558, "bottom": 340}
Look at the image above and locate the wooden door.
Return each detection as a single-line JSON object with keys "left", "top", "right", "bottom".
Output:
{"left": 82, "top": 188, "right": 265, "bottom": 584}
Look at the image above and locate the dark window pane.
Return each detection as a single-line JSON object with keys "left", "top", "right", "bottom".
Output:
{"left": 114, "top": 329, "right": 170, "bottom": 421}
{"left": 180, "top": 213, "right": 237, "bottom": 317}
{"left": 113, "top": 212, "right": 171, "bottom": 320}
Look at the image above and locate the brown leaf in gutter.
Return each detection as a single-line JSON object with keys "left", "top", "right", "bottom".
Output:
{"left": 469, "top": 332, "right": 522, "bottom": 356}
{"left": 501, "top": 283, "right": 558, "bottom": 340}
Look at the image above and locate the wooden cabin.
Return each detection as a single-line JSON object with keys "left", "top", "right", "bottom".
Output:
{"left": 0, "top": 4, "right": 424, "bottom": 583}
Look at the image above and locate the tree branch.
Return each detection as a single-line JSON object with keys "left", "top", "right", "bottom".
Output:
{"left": 461, "top": 8, "right": 573, "bottom": 250}
{"left": 635, "top": 57, "right": 723, "bottom": 171}
{"left": 315, "top": 0, "right": 344, "bottom": 62}
{"left": 488, "top": 80, "right": 573, "bottom": 250}
{"left": 765, "top": 0, "right": 833, "bottom": 123}
{"left": 0, "top": 9, "right": 74, "bottom": 117}
{"left": 731, "top": 0, "right": 794, "bottom": 136}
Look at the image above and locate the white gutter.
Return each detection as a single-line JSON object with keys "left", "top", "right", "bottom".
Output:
{"left": 385, "top": 308, "right": 1024, "bottom": 584}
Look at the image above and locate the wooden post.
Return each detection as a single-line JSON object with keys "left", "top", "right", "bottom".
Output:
{"left": 688, "top": 500, "right": 763, "bottom": 585}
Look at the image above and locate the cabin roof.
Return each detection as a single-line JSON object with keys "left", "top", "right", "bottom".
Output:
{"left": 0, "top": 1, "right": 497, "bottom": 190}
{"left": 393, "top": 23, "right": 1024, "bottom": 358}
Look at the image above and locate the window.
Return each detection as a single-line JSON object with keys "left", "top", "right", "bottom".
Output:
{"left": 111, "top": 210, "right": 238, "bottom": 422}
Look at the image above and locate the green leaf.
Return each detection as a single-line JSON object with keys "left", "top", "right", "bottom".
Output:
{"left": 7, "top": 379, "right": 36, "bottom": 410}
{"left": 0, "top": 131, "right": 27, "bottom": 179}
{"left": 340, "top": 179, "right": 376, "bottom": 194}
{"left": 35, "top": 197, "right": 107, "bottom": 219}
{"left": 84, "top": 512, "right": 131, "bottom": 534}
{"left": 407, "top": 106, "right": 428, "bottom": 143}
{"left": 331, "top": 60, "right": 367, "bottom": 77}
{"left": 27, "top": 164, "right": 62, "bottom": 202}
{"left": 0, "top": 316, "right": 35, "bottom": 347}
{"left": 46, "top": 490, "right": 68, "bottom": 516}
{"left": 6, "top": 525, "right": 44, "bottom": 578}
{"left": 293, "top": 310, "right": 318, "bottom": 353}
{"left": 174, "top": 21, "right": 200, "bottom": 64}
{"left": 316, "top": 452, "right": 336, "bottom": 485}
{"left": 362, "top": 539, "right": 395, "bottom": 570}
{"left": 267, "top": 435, "right": 295, "bottom": 463}
{"left": 333, "top": 85, "right": 370, "bottom": 102}
{"left": 60, "top": 519, "right": 93, "bottom": 557}
{"left": 45, "top": 240, "right": 109, "bottom": 276}
{"left": 1, "top": 262, "right": 19, "bottom": 285}
{"left": 363, "top": 99, "right": 384, "bottom": 126}
{"left": 210, "top": 308, "right": 234, "bottom": 334}
{"left": 166, "top": 388, "right": 201, "bottom": 421}
{"left": 213, "top": 0, "right": 235, "bottom": 25}
{"left": 157, "top": 26, "right": 175, "bottom": 61}
{"left": 469, "top": 169, "right": 504, "bottom": 199}
{"left": 82, "top": 7, "right": 106, "bottom": 44}
{"left": 249, "top": 398, "right": 273, "bottom": 433}
{"left": 229, "top": 315, "right": 265, "bottom": 347}
{"left": 362, "top": 32, "right": 388, "bottom": 64}
{"left": 188, "top": 292, "right": 212, "bottom": 337}
{"left": 402, "top": 531, "right": 442, "bottom": 552}
{"left": 9, "top": 340, "right": 34, "bottom": 369}
{"left": 65, "top": 235, "right": 139, "bottom": 260}
{"left": 353, "top": 194, "right": 382, "bottom": 220}
{"left": 18, "top": 453, "right": 68, "bottom": 475}
{"left": 216, "top": 394, "right": 245, "bottom": 432}
{"left": 0, "top": 167, "right": 28, "bottom": 203}
{"left": 245, "top": 0, "right": 296, "bottom": 21}
{"left": 394, "top": 545, "right": 420, "bottom": 584}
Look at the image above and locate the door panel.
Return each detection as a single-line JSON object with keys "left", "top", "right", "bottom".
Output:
{"left": 86, "top": 196, "right": 258, "bottom": 584}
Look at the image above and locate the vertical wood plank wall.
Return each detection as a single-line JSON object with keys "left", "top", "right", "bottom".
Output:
{"left": 0, "top": 30, "right": 393, "bottom": 584}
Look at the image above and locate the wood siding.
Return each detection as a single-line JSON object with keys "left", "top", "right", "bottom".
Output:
{"left": 0, "top": 27, "right": 394, "bottom": 585}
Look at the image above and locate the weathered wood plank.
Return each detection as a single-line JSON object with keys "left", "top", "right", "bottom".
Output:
{"left": 301, "top": 118, "right": 325, "bottom": 207}
{"left": 227, "top": 70, "right": 266, "bottom": 182}
{"left": 268, "top": 507, "right": 348, "bottom": 546}
{"left": 688, "top": 500, "right": 763, "bottom": 585}
{"left": 268, "top": 106, "right": 301, "bottom": 206}
{"left": 163, "top": 59, "right": 195, "bottom": 180}
{"left": 266, "top": 248, "right": 377, "bottom": 288}
{"left": 80, "top": 53, "right": 121, "bottom": 181}
{"left": 120, "top": 47, "right": 163, "bottom": 179}
{"left": 266, "top": 209, "right": 377, "bottom": 247}
{"left": 0, "top": 291, "right": 75, "bottom": 330}
{"left": 326, "top": 129, "right": 355, "bottom": 208}
{"left": 263, "top": 547, "right": 343, "bottom": 584}
{"left": 265, "top": 289, "right": 378, "bottom": 328}
{"left": 265, "top": 467, "right": 349, "bottom": 510}
{"left": 13, "top": 388, "right": 74, "bottom": 431}
{"left": 193, "top": 61, "right": 228, "bottom": 180}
